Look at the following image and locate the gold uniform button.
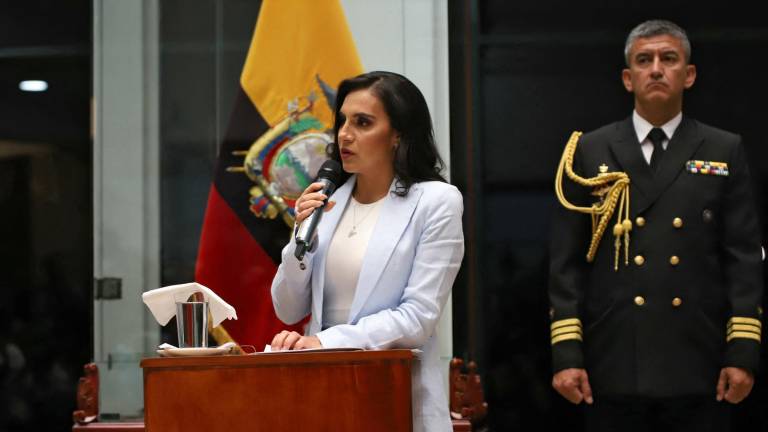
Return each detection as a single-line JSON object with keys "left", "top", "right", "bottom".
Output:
{"left": 634, "top": 296, "right": 646, "bottom": 306}
{"left": 635, "top": 217, "right": 646, "bottom": 227}
{"left": 669, "top": 256, "right": 680, "bottom": 266}
{"left": 634, "top": 255, "right": 645, "bottom": 266}
{"left": 673, "top": 217, "right": 683, "bottom": 228}
{"left": 672, "top": 297, "right": 683, "bottom": 307}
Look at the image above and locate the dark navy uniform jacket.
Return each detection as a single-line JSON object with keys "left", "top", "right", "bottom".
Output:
{"left": 549, "top": 116, "right": 763, "bottom": 398}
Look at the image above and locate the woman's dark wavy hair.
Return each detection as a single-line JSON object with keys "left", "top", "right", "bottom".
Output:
{"left": 327, "top": 71, "right": 446, "bottom": 196}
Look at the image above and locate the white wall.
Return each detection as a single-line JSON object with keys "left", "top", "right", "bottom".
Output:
{"left": 93, "top": 0, "right": 160, "bottom": 417}
{"left": 341, "top": 0, "right": 450, "bottom": 174}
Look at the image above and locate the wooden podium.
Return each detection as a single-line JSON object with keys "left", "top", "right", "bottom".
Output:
{"left": 140, "top": 349, "right": 413, "bottom": 432}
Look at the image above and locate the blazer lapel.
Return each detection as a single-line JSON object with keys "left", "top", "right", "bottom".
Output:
{"left": 608, "top": 117, "right": 654, "bottom": 214}
{"left": 312, "top": 175, "right": 355, "bottom": 320}
{"left": 645, "top": 117, "right": 703, "bottom": 209}
{"left": 348, "top": 181, "right": 423, "bottom": 323}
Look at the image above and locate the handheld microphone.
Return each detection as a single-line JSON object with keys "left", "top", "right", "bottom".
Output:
{"left": 294, "top": 159, "right": 342, "bottom": 260}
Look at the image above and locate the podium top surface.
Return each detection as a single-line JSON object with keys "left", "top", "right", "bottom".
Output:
{"left": 140, "top": 348, "right": 414, "bottom": 370}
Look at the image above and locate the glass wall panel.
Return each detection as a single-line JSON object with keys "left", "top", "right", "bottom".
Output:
{"left": 93, "top": 0, "right": 261, "bottom": 419}
{"left": 160, "top": 0, "right": 261, "bottom": 287}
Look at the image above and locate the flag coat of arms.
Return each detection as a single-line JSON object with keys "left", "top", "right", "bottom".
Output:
{"left": 195, "top": 0, "right": 363, "bottom": 347}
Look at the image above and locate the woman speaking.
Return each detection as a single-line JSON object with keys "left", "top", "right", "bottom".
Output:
{"left": 270, "top": 71, "right": 464, "bottom": 431}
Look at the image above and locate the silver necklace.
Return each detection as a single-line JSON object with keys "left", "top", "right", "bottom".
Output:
{"left": 349, "top": 199, "right": 376, "bottom": 237}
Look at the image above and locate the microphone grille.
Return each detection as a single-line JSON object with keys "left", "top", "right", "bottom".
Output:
{"left": 316, "top": 159, "right": 342, "bottom": 185}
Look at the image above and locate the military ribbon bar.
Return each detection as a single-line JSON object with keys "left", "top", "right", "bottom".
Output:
{"left": 686, "top": 160, "right": 729, "bottom": 176}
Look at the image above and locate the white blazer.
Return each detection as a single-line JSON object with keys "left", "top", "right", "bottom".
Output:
{"left": 271, "top": 176, "right": 464, "bottom": 432}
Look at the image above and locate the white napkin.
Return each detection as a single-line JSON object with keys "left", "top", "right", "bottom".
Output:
{"left": 142, "top": 282, "right": 237, "bottom": 327}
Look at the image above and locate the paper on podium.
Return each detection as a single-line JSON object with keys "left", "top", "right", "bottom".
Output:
{"left": 260, "top": 345, "right": 363, "bottom": 354}
{"left": 142, "top": 282, "right": 237, "bottom": 327}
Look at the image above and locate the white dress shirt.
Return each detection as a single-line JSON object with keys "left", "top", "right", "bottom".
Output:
{"left": 632, "top": 110, "right": 683, "bottom": 164}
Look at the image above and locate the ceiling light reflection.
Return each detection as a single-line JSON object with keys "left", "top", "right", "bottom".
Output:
{"left": 19, "top": 80, "right": 49, "bottom": 92}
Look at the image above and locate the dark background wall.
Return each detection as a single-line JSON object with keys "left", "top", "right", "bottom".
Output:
{"left": 0, "top": 1, "right": 91, "bottom": 430}
{"left": 448, "top": 1, "right": 768, "bottom": 430}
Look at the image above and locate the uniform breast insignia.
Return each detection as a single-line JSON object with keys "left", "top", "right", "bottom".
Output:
{"left": 686, "top": 160, "right": 729, "bottom": 176}
{"left": 556, "top": 132, "right": 632, "bottom": 271}
{"left": 227, "top": 75, "right": 337, "bottom": 228}
{"left": 590, "top": 164, "right": 612, "bottom": 200}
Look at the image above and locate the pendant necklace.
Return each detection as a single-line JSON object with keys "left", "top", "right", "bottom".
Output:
{"left": 349, "top": 199, "right": 375, "bottom": 237}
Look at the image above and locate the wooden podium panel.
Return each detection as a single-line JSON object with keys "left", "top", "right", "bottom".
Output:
{"left": 141, "top": 350, "right": 413, "bottom": 432}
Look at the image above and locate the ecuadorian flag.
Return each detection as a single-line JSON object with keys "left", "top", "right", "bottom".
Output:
{"left": 195, "top": 0, "right": 363, "bottom": 348}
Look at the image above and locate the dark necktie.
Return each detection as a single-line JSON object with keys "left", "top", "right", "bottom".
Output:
{"left": 648, "top": 127, "right": 667, "bottom": 172}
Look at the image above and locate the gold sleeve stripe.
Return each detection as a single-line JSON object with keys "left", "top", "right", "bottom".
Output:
{"left": 551, "top": 318, "right": 582, "bottom": 330}
{"left": 726, "top": 332, "right": 761, "bottom": 343}
{"left": 727, "top": 317, "right": 762, "bottom": 328}
{"left": 727, "top": 324, "right": 762, "bottom": 335}
{"left": 727, "top": 329, "right": 761, "bottom": 338}
{"left": 551, "top": 326, "right": 583, "bottom": 338}
{"left": 551, "top": 332, "right": 583, "bottom": 345}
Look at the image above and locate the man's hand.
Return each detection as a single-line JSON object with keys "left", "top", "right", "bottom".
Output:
{"left": 552, "top": 368, "right": 593, "bottom": 404}
{"left": 716, "top": 367, "right": 754, "bottom": 403}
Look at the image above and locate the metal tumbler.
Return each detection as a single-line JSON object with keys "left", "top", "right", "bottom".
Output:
{"left": 175, "top": 301, "right": 208, "bottom": 348}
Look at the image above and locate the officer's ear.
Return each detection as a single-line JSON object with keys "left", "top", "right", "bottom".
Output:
{"left": 621, "top": 68, "right": 634, "bottom": 93}
{"left": 684, "top": 64, "right": 697, "bottom": 90}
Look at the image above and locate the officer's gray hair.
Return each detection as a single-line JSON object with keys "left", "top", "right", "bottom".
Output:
{"left": 624, "top": 20, "right": 691, "bottom": 66}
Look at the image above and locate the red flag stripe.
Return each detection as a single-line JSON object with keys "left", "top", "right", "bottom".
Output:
{"left": 195, "top": 184, "right": 305, "bottom": 346}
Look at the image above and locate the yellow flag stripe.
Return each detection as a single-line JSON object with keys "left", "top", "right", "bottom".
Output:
{"left": 241, "top": 0, "right": 364, "bottom": 128}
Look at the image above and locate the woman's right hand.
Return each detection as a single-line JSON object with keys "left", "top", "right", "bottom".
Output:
{"left": 294, "top": 182, "right": 336, "bottom": 225}
{"left": 270, "top": 330, "right": 322, "bottom": 351}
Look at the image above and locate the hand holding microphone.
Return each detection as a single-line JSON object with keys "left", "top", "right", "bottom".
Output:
{"left": 294, "top": 184, "right": 335, "bottom": 225}
{"left": 294, "top": 160, "right": 342, "bottom": 260}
